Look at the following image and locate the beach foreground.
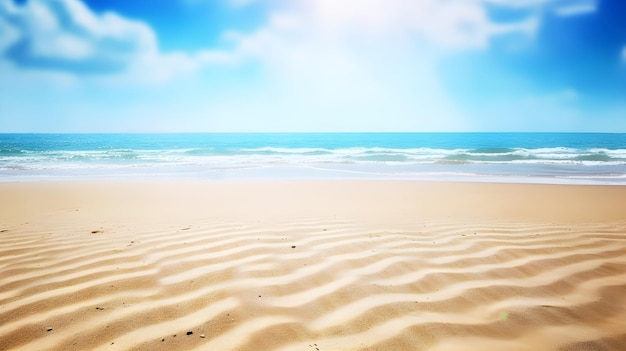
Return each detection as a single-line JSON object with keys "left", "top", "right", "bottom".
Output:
{"left": 1, "top": 181, "right": 626, "bottom": 351}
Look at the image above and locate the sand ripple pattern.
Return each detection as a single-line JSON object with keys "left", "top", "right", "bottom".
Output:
{"left": 1, "top": 219, "right": 626, "bottom": 350}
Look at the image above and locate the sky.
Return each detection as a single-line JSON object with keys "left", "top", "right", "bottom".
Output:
{"left": 0, "top": 0, "right": 625, "bottom": 132}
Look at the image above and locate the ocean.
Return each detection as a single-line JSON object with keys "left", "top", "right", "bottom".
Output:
{"left": 1, "top": 133, "right": 625, "bottom": 184}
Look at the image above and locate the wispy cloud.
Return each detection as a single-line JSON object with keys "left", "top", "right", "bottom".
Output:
{"left": 184, "top": 0, "right": 553, "bottom": 131}
{"left": 290, "top": 0, "right": 538, "bottom": 51}
{"left": 553, "top": 1, "right": 596, "bottom": 17}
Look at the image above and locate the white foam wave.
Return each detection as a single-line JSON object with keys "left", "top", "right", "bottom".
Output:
{"left": 2, "top": 147, "right": 626, "bottom": 181}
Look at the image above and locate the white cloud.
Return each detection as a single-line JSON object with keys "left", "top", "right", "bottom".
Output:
{"left": 554, "top": 4, "right": 595, "bottom": 16}
{"left": 0, "top": 0, "right": 598, "bottom": 82}
{"left": 290, "top": 0, "right": 539, "bottom": 51}
{"left": 199, "top": 0, "right": 544, "bottom": 128}
{"left": 484, "top": 0, "right": 598, "bottom": 18}
{"left": 190, "top": 0, "right": 507, "bottom": 131}
{"left": 0, "top": 0, "right": 551, "bottom": 83}
{"left": 1, "top": 0, "right": 596, "bottom": 132}
{"left": 553, "top": 1, "right": 596, "bottom": 16}
{"left": 218, "top": 0, "right": 543, "bottom": 81}
{"left": 167, "top": 0, "right": 561, "bottom": 131}
{"left": 0, "top": 0, "right": 150, "bottom": 73}
{"left": 0, "top": 0, "right": 234, "bottom": 82}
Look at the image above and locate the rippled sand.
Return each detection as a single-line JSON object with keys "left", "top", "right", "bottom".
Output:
{"left": 1, "top": 181, "right": 625, "bottom": 350}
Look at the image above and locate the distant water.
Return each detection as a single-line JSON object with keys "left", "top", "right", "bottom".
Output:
{"left": 1, "top": 133, "right": 626, "bottom": 184}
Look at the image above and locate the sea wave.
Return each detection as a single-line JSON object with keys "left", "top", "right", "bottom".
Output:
{"left": 3, "top": 147, "right": 626, "bottom": 168}
{"left": 0, "top": 148, "right": 26, "bottom": 156}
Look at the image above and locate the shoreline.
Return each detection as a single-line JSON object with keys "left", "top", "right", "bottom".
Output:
{"left": 2, "top": 165, "right": 626, "bottom": 186}
{"left": 2, "top": 180, "right": 626, "bottom": 350}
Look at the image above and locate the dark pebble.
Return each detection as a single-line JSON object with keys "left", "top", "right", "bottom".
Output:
{"left": 291, "top": 245, "right": 296, "bottom": 248}
{"left": 186, "top": 331, "right": 193, "bottom": 336}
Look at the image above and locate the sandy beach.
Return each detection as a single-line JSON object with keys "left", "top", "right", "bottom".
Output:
{"left": 1, "top": 180, "right": 625, "bottom": 351}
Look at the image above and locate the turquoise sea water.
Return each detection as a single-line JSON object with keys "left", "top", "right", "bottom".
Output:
{"left": 1, "top": 133, "right": 626, "bottom": 184}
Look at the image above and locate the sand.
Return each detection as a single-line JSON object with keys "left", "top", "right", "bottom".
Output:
{"left": 1, "top": 180, "right": 625, "bottom": 351}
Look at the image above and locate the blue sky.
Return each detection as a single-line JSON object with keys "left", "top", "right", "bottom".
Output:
{"left": 0, "top": 0, "right": 625, "bottom": 132}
